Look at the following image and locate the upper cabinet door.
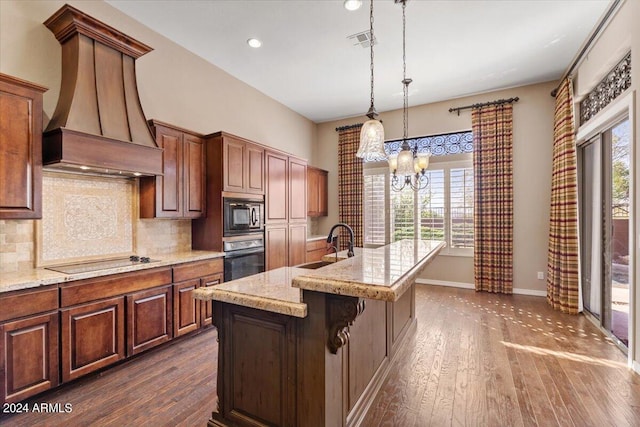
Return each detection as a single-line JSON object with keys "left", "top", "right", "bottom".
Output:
{"left": 223, "top": 138, "right": 245, "bottom": 193}
{"left": 265, "top": 151, "right": 288, "bottom": 223}
{"left": 246, "top": 144, "right": 264, "bottom": 194}
{"left": 288, "top": 157, "right": 307, "bottom": 222}
{"left": 0, "top": 74, "right": 46, "bottom": 219}
{"left": 140, "top": 121, "right": 206, "bottom": 219}
{"left": 222, "top": 136, "right": 264, "bottom": 195}
{"left": 154, "top": 125, "right": 183, "bottom": 217}
{"left": 183, "top": 133, "right": 206, "bottom": 218}
{"left": 307, "top": 166, "right": 328, "bottom": 217}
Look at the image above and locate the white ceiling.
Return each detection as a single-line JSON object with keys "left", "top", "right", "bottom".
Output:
{"left": 106, "top": 0, "right": 610, "bottom": 123}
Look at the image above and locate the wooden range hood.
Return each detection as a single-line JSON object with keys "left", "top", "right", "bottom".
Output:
{"left": 42, "top": 4, "right": 162, "bottom": 177}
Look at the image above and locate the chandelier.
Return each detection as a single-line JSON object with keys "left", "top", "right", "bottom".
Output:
{"left": 356, "top": 0, "right": 386, "bottom": 161}
{"left": 389, "top": 0, "right": 430, "bottom": 192}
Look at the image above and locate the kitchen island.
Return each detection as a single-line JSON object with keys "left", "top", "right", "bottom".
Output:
{"left": 193, "top": 239, "right": 445, "bottom": 427}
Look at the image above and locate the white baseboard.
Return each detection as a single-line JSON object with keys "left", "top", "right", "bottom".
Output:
{"left": 416, "top": 279, "right": 474, "bottom": 289}
{"left": 416, "top": 279, "right": 547, "bottom": 297}
{"left": 633, "top": 361, "right": 640, "bottom": 375}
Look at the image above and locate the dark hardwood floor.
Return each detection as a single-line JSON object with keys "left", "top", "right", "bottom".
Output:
{"left": 3, "top": 285, "right": 639, "bottom": 426}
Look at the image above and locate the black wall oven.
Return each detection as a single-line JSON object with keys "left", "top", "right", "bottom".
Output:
{"left": 223, "top": 198, "right": 264, "bottom": 236}
{"left": 222, "top": 197, "right": 265, "bottom": 281}
{"left": 223, "top": 233, "right": 265, "bottom": 282}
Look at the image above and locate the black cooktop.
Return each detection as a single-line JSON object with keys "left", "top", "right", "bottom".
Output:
{"left": 46, "top": 256, "right": 160, "bottom": 274}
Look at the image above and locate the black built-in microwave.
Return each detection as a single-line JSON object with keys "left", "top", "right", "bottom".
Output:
{"left": 223, "top": 198, "right": 264, "bottom": 236}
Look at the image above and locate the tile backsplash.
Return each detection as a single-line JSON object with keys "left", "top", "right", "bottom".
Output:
{"left": 0, "top": 219, "right": 34, "bottom": 273}
{"left": 39, "top": 174, "right": 135, "bottom": 265}
{"left": 0, "top": 173, "right": 192, "bottom": 273}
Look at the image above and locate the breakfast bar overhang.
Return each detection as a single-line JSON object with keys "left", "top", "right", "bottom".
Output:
{"left": 194, "top": 239, "right": 445, "bottom": 427}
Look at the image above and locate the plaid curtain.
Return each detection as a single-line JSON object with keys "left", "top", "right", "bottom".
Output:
{"left": 473, "top": 104, "right": 514, "bottom": 294}
{"left": 547, "top": 79, "right": 579, "bottom": 314}
{"left": 337, "top": 125, "right": 363, "bottom": 249}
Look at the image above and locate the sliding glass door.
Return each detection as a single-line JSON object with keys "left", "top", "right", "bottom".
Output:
{"left": 579, "top": 117, "right": 630, "bottom": 347}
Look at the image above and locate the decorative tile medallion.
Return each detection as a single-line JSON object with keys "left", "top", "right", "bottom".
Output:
{"left": 39, "top": 173, "right": 134, "bottom": 265}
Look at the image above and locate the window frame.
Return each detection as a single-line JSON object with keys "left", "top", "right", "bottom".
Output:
{"left": 362, "top": 153, "right": 474, "bottom": 257}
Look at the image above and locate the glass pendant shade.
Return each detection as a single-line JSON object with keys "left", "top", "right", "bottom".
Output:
{"left": 388, "top": 154, "right": 398, "bottom": 172}
{"left": 416, "top": 153, "right": 430, "bottom": 170}
{"left": 413, "top": 159, "right": 422, "bottom": 174}
{"left": 357, "top": 119, "right": 386, "bottom": 160}
{"left": 395, "top": 148, "right": 415, "bottom": 176}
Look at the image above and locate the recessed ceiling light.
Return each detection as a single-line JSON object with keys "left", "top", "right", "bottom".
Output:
{"left": 247, "top": 38, "right": 262, "bottom": 48}
{"left": 344, "top": 0, "right": 362, "bottom": 11}
{"left": 80, "top": 166, "right": 90, "bottom": 170}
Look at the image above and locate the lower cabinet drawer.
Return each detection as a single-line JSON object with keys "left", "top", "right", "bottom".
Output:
{"left": 127, "top": 285, "right": 173, "bottom": 356}
{"left": 60, "top": 297, "right": 125, "bottom": 382}
{"left": 0, "top": 312, "right": 59, "bottom": 404}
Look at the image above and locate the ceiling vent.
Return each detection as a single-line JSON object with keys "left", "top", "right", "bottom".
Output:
{"left": 347, "top": 30, "right": 377, "bottom": 48}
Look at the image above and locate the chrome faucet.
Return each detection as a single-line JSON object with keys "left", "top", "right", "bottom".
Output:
{"left": 327, "top": 223, "right": 355, "bottom": 258}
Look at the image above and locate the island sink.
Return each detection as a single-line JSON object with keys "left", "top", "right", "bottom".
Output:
{"left": 294, "top": 260, "right": 334, "bottom": 269}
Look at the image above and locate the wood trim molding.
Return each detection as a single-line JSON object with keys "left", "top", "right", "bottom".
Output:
{"left": 44, "top": 4, "right": 152, "bottom": 58}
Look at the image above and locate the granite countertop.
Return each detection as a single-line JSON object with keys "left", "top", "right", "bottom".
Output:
{"left": 306, "top": 235, "right": 327, "bottom": 242}
{"left": 0, "top": 250, "right": 225, "bottom": 294}
{"left": 294, "top": 240, "right": 445, "bottom": 302}
{"left": 194, "top": 240, "right": 445, "bottom": 318}
{"left": 193, "top": 267, "right": 308, "bottom": 318}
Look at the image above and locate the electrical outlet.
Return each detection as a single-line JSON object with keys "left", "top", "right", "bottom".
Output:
{"left": 537, "top": 271, "right": 544, "bottom": 280}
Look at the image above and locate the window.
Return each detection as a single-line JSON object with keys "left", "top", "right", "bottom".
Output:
{"left": 363, "top": 131, "right": 474, "bottom": 256}
{"left": 363, "top": 169, "right": 387, "bottom": 246}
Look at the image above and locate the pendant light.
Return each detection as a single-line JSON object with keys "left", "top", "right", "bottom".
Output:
{"left": 390, "top": 0, "right": 429, "bottom": 192}
{"left": 356, "top": 0, "right": 387, "bottom": 161}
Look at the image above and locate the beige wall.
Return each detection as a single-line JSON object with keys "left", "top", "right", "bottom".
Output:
{"left": 0, "top": 0, "right": 316, "bottom": 273}
{"left": 571, "top": 0, "right": 639, "bottom": 367}
{"left": 315, "top": 81, "right": 557, "bottom": 294}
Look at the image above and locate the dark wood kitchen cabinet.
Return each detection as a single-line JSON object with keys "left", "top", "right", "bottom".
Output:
{"left": 60, "top": 296, "right": 125, "bottom": 382}
{"left": 265, "top": 150, "right": 307, "bottom": 269}
{"left": 201, "top": 273, "right": 223, "bottom": 327}
{"left": 265, "top": 151, "right": 288, "bottom": 223}
{"left": 59, "top": 267, "right": 173, "bottom": 381}
{"left": 0, "top": 286, "right": 59, "bottom": 404}
{"left": 265, "top": 224, "right": 288, "bottom": 270}
{"left": 220, "top": 133, "right": 264, "bottom": 195}
{"left": 0, "top": 73, "right": 47, "bottom": 219}
{"left": 289, "top": 157, "right": 307, "bottom": 222}
{"left": 1, "top": 257, "right": 225, "bottom": 404}
{"left": 307, "top": 166, "right": 328, "bottom": 217}
{"left": 288, "top": 223, "right": 308, "bottom": 267}
{"left": 140, "top": 120, "right": 205, "bottom": 219}
{"left": 192, "top": 131, "right": 265, "bottom": 253}
{"left": 172, "top": 258, "right": 224, "bottom": 335}
{"left": 173, "top": 279, "right": 200, "bottom": 337}
{"left": 126, "top": 285, "right": 173, "bottom": 356}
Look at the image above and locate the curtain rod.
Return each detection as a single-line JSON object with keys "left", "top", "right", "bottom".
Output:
{"left": 448, "top": 97, "right": 519, "bottom": 116}
{"left": 335, "top": 123, "right": 363, "bottom": 132}
{"left": 550, "top": 0, "right": 623, "bottom": 97}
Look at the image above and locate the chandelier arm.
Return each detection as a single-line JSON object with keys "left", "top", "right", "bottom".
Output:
{"left": 402, "top": 0, "right": 407, "bottom": 142}
{"left": 369, "top": 0, "right": 376, "bottom": 115}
